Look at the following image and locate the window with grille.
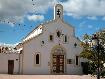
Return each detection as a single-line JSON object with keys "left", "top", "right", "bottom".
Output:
{"left": 67, "top": 59, "right": 72, "bottom": 64}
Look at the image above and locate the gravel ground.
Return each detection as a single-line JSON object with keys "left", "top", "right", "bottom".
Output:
{"left": 0, "top": 74, "right": 105, "bottom": 79}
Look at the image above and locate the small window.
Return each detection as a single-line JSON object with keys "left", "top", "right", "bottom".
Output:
{"left": 42, "top": 41, "right": 44, "bottom": 44}
{"left": 74, "top": 43, "right": 77, "bottom": 48}
{"left": 41, "top": 41, "right": 44, "bottom": 46}
{"left": 49, "top": 35, "right": 53, "bottom": 41}
{"left": 76, "top": 56, "right": 79, "bottom": 65}
{"left": 64, "top": 35, "right": 67, "bottom": 42}
{"left": 34, "top": 53, "right": 40, "bottom": 65}
{"left": 57, "top": 31, "right": 61, "bottom": 37}
{"left": 67, "top": 59, "right": 72, "bottom": 64}
{"left": 63, "top": 35, "right": 68, "bottom": 43}
{"left": 0, "top": 49, "right": 1, "bottom": 53}
{"left": 36, "top": 54, "right": 39, "bottom": 64}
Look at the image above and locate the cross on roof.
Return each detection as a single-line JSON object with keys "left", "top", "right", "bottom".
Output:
{"left": 57, "top": 9, "right": 61, "bottom": 17}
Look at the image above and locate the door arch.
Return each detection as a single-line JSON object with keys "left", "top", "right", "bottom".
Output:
{"left": 51, "top": 45, "right": 66, "bottom": 74}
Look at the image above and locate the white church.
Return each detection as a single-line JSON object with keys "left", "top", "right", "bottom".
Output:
{"left": 0, "top": 4, "right": 87, "bottom": 75}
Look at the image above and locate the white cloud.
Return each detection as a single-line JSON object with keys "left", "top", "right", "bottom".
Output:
{"left": 1, "top": 0, "right": 105, "bottom": 25}
{"left": 27, "top": 15, "right": 44, "bottom": 21}
{"left": 95, "top": 27, "right": 100, "bottom": 30}
{"left": 79, "top": 21, "right": 93, "bottom": 29}
{"left": 79, "top": 21, "right": 86, "bottom": 28}
{"left": 87, "top": 25, "right": 93, "bottom": 29}
{"left": 0, "top": 0, "right": 57, "bottom": 25}
{"left": 87, "top": 16, "right": 97, "bottom": 20}
{"left": 0, "top": 42, "right": 16, "bottom": 47}
{"left": 102, "top": 17, "right": 105, "bottom": 20}
{"left": 62, "top": 0, "right": 105, "bottom": 17}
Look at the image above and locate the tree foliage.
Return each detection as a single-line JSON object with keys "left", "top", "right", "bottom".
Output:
{"left": 80, "top": 30, "right": 105, "bottom": 75}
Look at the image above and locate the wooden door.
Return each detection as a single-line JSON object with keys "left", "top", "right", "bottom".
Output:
{"left": 8, "top": 60, "right": 14, "bottom": 74}
{"left": 52, "top": 55, "right": 64, "bottom": 73}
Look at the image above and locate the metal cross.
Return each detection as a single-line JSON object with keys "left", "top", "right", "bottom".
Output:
{"left": 57, "top": 9, "right": 61, "bottom": 17}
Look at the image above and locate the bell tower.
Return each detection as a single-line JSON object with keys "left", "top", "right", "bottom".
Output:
{"left": 54, "top": 4, "right": 63, "bottom": 20}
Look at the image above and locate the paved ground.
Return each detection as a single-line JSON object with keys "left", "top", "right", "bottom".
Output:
{"left": 0, "top": 74, "right": 105, "bottom": 79}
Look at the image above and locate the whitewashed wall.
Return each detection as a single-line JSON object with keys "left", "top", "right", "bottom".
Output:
{"left": 22, "top": 19, "right": 86, "bottom": 75}
{"left": 0, "top": 53, "right": 19, "bottom": 74}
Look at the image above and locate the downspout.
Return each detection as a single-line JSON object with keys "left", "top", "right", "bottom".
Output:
{"left": 18, "top": 53, "right": 20, "bottom": 74}
{"left": 22, "top": 44, "right": 24, "bottom": 74}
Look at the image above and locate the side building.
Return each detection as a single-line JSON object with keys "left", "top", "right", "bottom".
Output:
{"left": 0, "top": 45, "right": 20, "bottom": 74}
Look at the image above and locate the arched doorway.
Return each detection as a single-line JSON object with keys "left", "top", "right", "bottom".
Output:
{"left": 51, "top": 45, "right": 66, "bottom": 74}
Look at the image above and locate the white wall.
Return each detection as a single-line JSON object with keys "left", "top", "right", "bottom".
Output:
{"left": 0, "top": 53, "right": 19, "bottom": 74}
{"left": 22, "top": 19, "right": 86, "bottom": 75}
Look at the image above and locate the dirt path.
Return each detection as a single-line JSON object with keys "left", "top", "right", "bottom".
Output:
{"left": 0, "top": 74, "right": 104, "bottom": 79}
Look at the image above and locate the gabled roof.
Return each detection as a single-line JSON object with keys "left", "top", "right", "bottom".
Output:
{"left": 22, "top": 19, "right": 57, "bottom": 43}
{"left": 23, "top": 24, "right": 43, "bottom": 42}
{"left": 22, "top": 4, "right": 75, "bottom": 43}
{"left": 22, "top": 18, "right": 75, "bottom": 43}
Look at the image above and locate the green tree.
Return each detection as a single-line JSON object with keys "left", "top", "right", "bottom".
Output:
{"left": 80, "top": 31, "right": 105, "bottom": 75}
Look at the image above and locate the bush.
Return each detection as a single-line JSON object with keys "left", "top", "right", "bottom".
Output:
{"left": 100, "top": 71, "right": 105, "bottom": 78}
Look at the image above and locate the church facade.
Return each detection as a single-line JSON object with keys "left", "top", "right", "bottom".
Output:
{"left": 0, "top": 4, "right": 87, "bottom": 75}
{"left": 21, "top": 4, "right": 86, "bottom": 75}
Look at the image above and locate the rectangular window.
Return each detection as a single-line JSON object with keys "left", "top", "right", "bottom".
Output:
{"left": 63, "top": 35, "right": 68, "bottom": 43}
{"left": 36, "top": 54, "right": 39, "bottom": 64}
{"left": 65, "top": 35, "right": 67, "bottom": 42}
{"left": 67, "top": 59, "right": 72, "bottom": 64}
{"left": 49, "top": 35, "right": 53, "bottom": 41}
{"left": 76, "top": 56, "right": 79, "bottom": 65}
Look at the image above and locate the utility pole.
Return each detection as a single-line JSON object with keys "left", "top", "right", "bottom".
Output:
{"left": 92, "top": 34, "right": 100, "bottom": 79}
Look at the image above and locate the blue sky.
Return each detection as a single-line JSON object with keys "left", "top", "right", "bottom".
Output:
{"left": 0, "top": 0, "right": 105, "bottom": 44}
